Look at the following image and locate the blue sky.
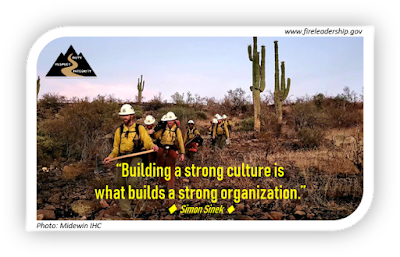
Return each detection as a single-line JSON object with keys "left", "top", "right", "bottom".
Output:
{"left": 37, "top": 37, "right": 363, "bottom": 102}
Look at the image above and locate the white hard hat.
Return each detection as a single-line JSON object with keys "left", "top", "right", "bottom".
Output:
{"left": 215, "top": 114, "right": 220, "bottom": 118}
{"left": 144, "top": 115, "right": 156, "bottom": 125}
{"left": 119, "top": 104, "right": 135, "bottom": 115}
{"left": 222, "top": 114, "right": 227, "bottom": 119}
{"left": 212, "top": 118, "right": 218, "bottom": 124}
{"left": 216, "top": 114, "right": 223, "bottom": 120}
{"left": 163, "top": 111, "right": 177, "bottom": 121}
{"left": 161, "top": 115, "right": 167, "bottom": 121}
{"left": 188, "top": 120, "right": 194, "bottom": 124}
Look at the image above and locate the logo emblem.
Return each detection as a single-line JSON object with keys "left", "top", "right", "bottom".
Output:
{"left": 46, "top": 45, "right": 96, "bottom": 77}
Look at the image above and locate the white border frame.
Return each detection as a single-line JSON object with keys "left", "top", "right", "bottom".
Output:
{"left": 27, "top": 26, "right": 373, "bottom": 231}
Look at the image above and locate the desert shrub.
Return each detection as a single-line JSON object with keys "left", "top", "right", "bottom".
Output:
{"left": 220, "top": 96, "right": 233, "bottom": 114}
{"left": 203, "top": 96, "right": 225, "bottom": 115}
{"left": 171, "top": 92, "right": 185, "bottom": 105}
{"left": 37, "top": 134, "right": 64, "bottom": 166}
{"left": 156, "top": 106, "right": 207, "bottom": 122}
{"left": 316, "top": 87, "right": 363, "bottom": 128}
{"left": 240, "top": 117, "right": 254, "bottom": 131}
{"left": 145, "top": 100, "right": 164, "bottom": 111}
{"left": 326, "top": 107, "right": 362, "bottom": 128}
{"left": 195, "top": 110, "right": 208, "bottom": 120}
{"left": 226, "top": 88, "right": 249, "bottom": 109}
{"left": 146, "top": 92, "right": 164, "bottom": 110}
{"left": 37, "top": 93, "right": 67, "bottom": 119}
{"left": 296, "top": 127, "right": 324, "bottom": 149}
{"left": 38, "top": 93, "right": 66, "bottom": 110}
{"left": 193, "top": 94, "right": 206, "bottom": 110}
{"left": 204, "top": 96, "right": 218, "bottom": 108}
{"left": 131, "top": 105, "right": 143, "bottom": 119}
{"left": 319, "top": 96, "right": 362, "bottom": 128}
{"left": 37, "top": 95, "right": 122, "bottom": 166}
{"left": 313, "top": 93, "right": 325, "bottom": 109}
{"left": 260, "top": 108, "right": 282, "bottom": 137}
{"left": 298, "top": 92, "right": 362, "bottom": 129}
{"left": 290, "top": 101, "right": 325, "bottom": 130}
{"left": 222, "top": 88, "right": 251, "bottom": 115}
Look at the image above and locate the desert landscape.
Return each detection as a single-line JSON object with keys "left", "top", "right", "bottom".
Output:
{"left": 36, "top": 86, "right": 363, "bottom": 220}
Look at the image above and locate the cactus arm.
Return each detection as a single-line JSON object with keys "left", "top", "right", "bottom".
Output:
{"left": 279, "top": 61, "right": 291, "bottom": 101}
{"left": 283, "top": 78, "right": 291, "bottom": 100}
{"left": 37, "top": 76, "right": 40, "bottom": 96}
{"left": 138, "top": 76, "right": 145, "bottom": 91}
{"left": 248, "top": 45, "right": 253, "bottom": 61}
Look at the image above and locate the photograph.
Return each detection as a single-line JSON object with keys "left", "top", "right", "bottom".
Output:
{"left": 33, "top": 31, "right": 366, "bottom": 228}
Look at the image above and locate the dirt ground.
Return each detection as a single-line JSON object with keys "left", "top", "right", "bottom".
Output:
{"left": 37, "top": 124, "right": 362, "bottom": 221}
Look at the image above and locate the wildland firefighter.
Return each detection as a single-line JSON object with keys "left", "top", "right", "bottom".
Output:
{"left": 212, "top": 114, "right": 230, "bottom": 149}
{"left": 103, "top": 104, "right": 159, "bottom": 218}
{"left": 222, "top": 114, "right": 232, "bottom": 134}
{"left": 144, "top": 115, "right": 156, "bottom": 138}
{"left": 153, "top": 111, "right": 185, "bottom": 190}
{"left": 208, "top": 118, "right": 218, "bottom": 148}
{"left": 184, "top": 120, "right": 203, "bottom": 161}
{"left": 142, "top": 115, "right": 158, "bottom": 166}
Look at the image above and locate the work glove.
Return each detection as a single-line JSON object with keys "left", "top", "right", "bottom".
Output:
{"left": 226, "top": 139, "right": 230, "bottom": 145}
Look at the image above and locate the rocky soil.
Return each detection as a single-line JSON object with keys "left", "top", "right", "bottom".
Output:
{"left": 37, "top": 132, "right": 362, "bottom": 221}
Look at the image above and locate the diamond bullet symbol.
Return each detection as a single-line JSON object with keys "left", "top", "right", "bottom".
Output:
{"left": 169, "top": 204, "right": 177, "bottom": 214}
{"left": 227, "top": 205, "right": 235, "bottom": 214}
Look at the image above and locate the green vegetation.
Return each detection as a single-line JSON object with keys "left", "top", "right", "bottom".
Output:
{"left": 137, "top": 75, "right": 145, "bottom": 103}
{"left": 248, "top": 37, "right": 266, "bottom": 133}
{"left": 274, "top": 41, "right": 291, "bottom": 125}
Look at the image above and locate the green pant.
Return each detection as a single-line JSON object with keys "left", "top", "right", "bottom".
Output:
{"left": 115, "top": 157, "right": 143, "bottom": 213}
{"left": 215, "top": 135, "right": 227, "bottom": 149}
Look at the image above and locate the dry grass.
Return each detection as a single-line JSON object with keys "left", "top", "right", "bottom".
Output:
{"left": 38, "top": 96, "right": 363, "bottom": 220}
{"left": 172, "top": 125, "right": 363, "bottom": 219}
{"left": 184, "top": 126, "right": 361, "bottom": 176}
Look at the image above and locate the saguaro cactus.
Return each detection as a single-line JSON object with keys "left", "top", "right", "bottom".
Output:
{"left": 274, "top": 41, "right": 291, "bottom": 124}
{"left": 248, "top": 37, "right": 265, "bottom": 134}
{"left": 137, "top": 75, "right": 145, "bottom": 103}
{"left": 37, "top": 76, "right": 40, "bottom": 100}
